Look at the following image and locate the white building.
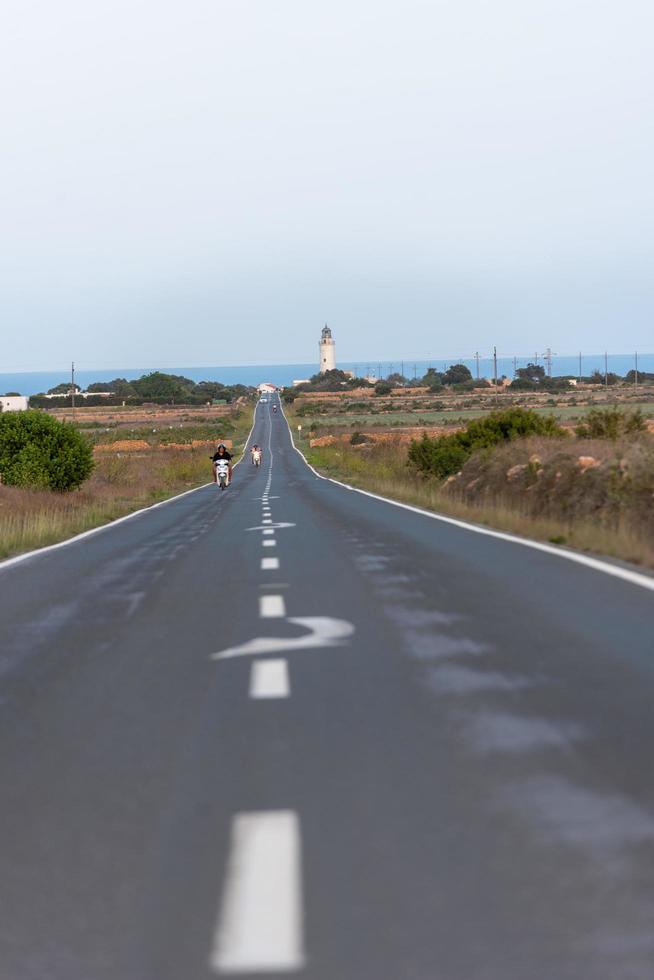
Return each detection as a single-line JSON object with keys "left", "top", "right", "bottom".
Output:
{"left": 257, "top": 383, "right": 277, "bottom": 394}
{"left": 319, "top": 324, "right": 336, "bottom": 373}
{"left": 42, "top": 390, "right": 114, "bottom": 399}
{"left": 1, "top": 396, "right": 29, "bottom": 412}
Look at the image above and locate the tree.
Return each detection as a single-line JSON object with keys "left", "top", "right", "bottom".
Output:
{"left": 48, "top": 382, "right": 80, "bottom": 395}
{"left": 516, "top": 363, "right": 546, "bottom": 382}
{"left": 0, "top": 411, "right": 94, "bottom": 491}
{"left": 408, "top": 408, "right": 565, "bottom": 479}
{"left": 386, "top": 372, "right": 406, "bottom": 386}
{"left": 625, "top": 370, "right": 654, "bottom": 384}
{"left": 588, "top": 370, "right": 621, "bottom": 386}
{"left": 131, "top": 372, "right": 195, "bottom": 401}
{"left": 101, "top": 378, "right": 137, "bottom": 396}
{"left": 421, "top": 368, "right": 445, "bottom": 390}
{"left": 374, "top": 381, "right": 393, "bottom": 396}
{"left": 443, "top": 363, "right": 472, "bottom": 385}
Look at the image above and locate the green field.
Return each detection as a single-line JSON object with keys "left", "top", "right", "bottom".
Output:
{"left": 303, "top": 402, "right": 654, "bottom": 429}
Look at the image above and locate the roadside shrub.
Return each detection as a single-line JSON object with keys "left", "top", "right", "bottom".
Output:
{"left": 350, "top": 431, "right": 372, "bottom": 445}
{"left": 408, "top": 408, "right": 565, "bottom": 480}
{"left": 444, "top": 436, "right": 654, "bottom": 540}
{"left": 575, "top": 406, "right": 646, "bottom": 440}
{"left": 0, "top": 411, "right": 94, "bottom": 491}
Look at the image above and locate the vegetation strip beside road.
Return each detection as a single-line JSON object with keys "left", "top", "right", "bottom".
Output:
{"left": 0, "top": 404, "right": 255, "bottom": 560}
{"left": 292, "top": 408, "right": 654, "bottom": 571}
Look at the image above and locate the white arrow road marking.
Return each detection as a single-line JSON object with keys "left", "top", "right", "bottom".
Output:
{"left": 246, "top": 522, "right": 296, "bottom": 531}
{"left": 211, "top": 617, "right": 355, "bottom": 661}
{"left": 211, "top": 810, "right": 304, "bottom": 973}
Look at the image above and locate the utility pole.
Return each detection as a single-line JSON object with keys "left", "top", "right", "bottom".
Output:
{"left": 400, "top": 360, "right": 404, "bottom": 379}
{"left": 543, "top": 347, "right": 556, "bottom": 377}
{"left": 377, "top": 363, "right": 382, "bottom": 380}
{"left": 71, "top": 361, "right": 76, "bottom": 418}
{"left": 474, "top": 351, "right": 480, "bottom": 379}
{"left": 413, "top": 363, "right": 417, "bottom": 380}
{"left": 604, "top": 351, "right": 609, "bottom": 390}
{"left": 513, "top": 356, "right": 517, "bottom": 378}
{"left": 578, "top": 352, "right": 582, "bottom": 382}
{"left": 493, "top": 346, "right": 499, "bottom": 401}
{"left": 635, "top": 352, "right": 639, "bottom": 391}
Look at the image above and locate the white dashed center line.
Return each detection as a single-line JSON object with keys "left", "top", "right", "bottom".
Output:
{"left": 262, "top": 519, "right": 273, "bottom": 525}
{"left": 249, "top": 658, "right": 290, "bottom": 699}
{"left": 262, "top": 528, "right": 274, "bottom": 536}
{"left": 259, "top": 594, "right": 286, "bottom": 618}
{"left": 211, "top": 810, "right": 304, "bottom": 973}
{"left": 261, "top": 557, "right": 280, "bottom": 570}
{"left": 262, "top": 539, "right": 276, "bottom": 547}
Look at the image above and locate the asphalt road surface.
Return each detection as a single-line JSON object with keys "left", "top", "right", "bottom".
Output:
{"left": 1, "top": 394, "right": 654, "bottom": 980}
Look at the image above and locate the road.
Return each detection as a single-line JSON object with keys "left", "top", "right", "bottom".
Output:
{"left": 1, "top": 394, "right": 654, "bottom": 979}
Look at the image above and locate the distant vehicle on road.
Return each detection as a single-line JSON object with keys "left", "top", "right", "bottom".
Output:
{"left": 260, "top": 397, "right": 268, "bottom": 403}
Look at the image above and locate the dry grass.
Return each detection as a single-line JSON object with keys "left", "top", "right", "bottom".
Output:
{"left": 305, "top": 437, "right": 654, "bottom": 569}
{"left": 0, "top": 451, "right": 209, "bottom": 559}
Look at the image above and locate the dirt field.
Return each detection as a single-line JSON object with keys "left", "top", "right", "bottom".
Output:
{"left": 48, "top": 403, "right": 238, "bottom": 429}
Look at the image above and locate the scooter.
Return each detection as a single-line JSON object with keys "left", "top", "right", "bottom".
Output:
{"left": 215, "top": 458, "right": 230, "bottom": 489}
{"left": 252, "top": 449, "right": 262, "bottom": 467}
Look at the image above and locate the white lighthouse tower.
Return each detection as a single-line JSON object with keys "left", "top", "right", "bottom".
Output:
{"left": 319, "top": 324, "right": 336, "bottom": 374}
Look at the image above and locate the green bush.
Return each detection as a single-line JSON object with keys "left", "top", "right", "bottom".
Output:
{"left": 575, "top": 407, "right": 646, "bottom": 440}
{"left": 0, "top": 411, "right": 94, "bottom": 491}
{"left": 408, "top": 408, "right": 565, "bottom": 480}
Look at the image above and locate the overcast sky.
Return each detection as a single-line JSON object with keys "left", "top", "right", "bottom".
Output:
{"left": 1, "top": 0, "right": 652, "bottom": 371}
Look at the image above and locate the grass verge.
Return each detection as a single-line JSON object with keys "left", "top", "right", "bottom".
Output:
{"left": 301, "top": 438, "right": 654, "bottom": 570}
{"left": 0, "top": 406, "right": 254, "bottom": 560}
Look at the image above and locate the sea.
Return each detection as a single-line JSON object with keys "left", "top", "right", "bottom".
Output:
{"left": 1, "top": 354, "right": 653, "bottom": 396}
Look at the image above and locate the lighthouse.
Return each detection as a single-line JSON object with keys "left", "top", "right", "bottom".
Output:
{"left": 319, "top": 324, "right": 336, "bottom": 373}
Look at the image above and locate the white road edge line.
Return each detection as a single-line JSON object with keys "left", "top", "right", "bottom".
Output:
{"left": 210, "top": 810, "right": 304, "bottom": 973}
{"left": 259, "top": 594, "right": 286, "bottom": 618}
{"left": 280, "top": 400, "right": 654, "bottom": 595}
{"left": 0, "top": 400, "right": 262, "bottom": 573}
{"left": 249, "top": 658, "right": 290, "bottom": 699}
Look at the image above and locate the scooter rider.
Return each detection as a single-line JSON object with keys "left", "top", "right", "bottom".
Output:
{"left": 212, "top": 443, "right": 233, "bottom": 484}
